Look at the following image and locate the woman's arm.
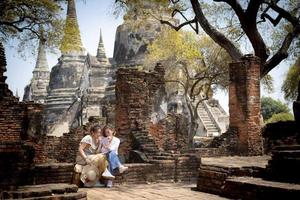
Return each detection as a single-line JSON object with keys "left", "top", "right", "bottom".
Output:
{"left": 79, "top": 143, "right": 91, "bottom": 162}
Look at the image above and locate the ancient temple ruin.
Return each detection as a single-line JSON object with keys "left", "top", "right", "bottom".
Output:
{"left": 2, "top": 1, "right": 300, "bottom": 199}
{"left": 23, "top": 0, "right": 228, "bottom": 139}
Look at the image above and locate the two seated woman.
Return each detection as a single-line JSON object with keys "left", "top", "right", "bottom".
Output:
{"left": 75, "top": 124, "right": 127, "bottom": 187}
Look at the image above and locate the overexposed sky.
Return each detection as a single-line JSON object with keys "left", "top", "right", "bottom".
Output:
{"left": 4, "top": 0, "right": 291, "bottom": 113}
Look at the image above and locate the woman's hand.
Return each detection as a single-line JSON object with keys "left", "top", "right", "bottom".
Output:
{"left": 85, "top": 157, "right": 92, "bottom": 165}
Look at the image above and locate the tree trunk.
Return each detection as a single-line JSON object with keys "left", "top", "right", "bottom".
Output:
{"left": 293, "top": 80, "right": 300, "bottom": 124}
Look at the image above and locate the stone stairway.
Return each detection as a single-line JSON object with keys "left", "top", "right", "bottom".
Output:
{"left": 128, "top": 129, "right": 200, "bottom": 184}
{"left": 197, "top": 102, "right": 220, "bottom": 137}
{"left": 2, "top": 183, "right": 86, "bottom": 200}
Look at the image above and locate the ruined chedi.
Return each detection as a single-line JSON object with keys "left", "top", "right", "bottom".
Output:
{"left": 43, "top": 0, "right": 86, "bottom": 135}
{"left": 83, "top": 29, "right": 113, "bottom": 123}
{"left": 23, "top": 38, "right": 50, "bottom": 103}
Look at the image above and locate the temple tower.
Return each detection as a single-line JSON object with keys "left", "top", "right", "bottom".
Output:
{"left": 83, "top": 28, "right": 112, "bottom": 124}
{"left": 23, "top": 38, "right": 50, "bottom": 103}
{"left": 96, "top": 29, "right": 108, "bottom": 63}
{"left": 44, "top": 0, "right": 86, "bottom": 136}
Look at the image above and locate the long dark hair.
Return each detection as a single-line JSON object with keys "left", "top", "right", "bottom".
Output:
{"left": 90, "top": 124, "right": 102, "bottom": 134}
{"left": 101, "top": 124, "right": 116, "bottom": 137}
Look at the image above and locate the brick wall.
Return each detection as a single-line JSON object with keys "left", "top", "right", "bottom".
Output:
{"left": 115, "top": 64, "right": 193, "bottom": 160}
{"left": 0, "top": 43, "right": 42, "bottom": 190}
{"left": 115, "top": 64, "right": 166, "bottom": 158}
{"left": 229, "top": 55, "right": 263, "bottom": 155}
{"left": 149, "top": 114, "right": 189, "bottom": 152}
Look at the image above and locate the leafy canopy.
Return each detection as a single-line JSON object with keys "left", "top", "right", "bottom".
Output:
{"left": 115, "top": 0, "right": 300, "bottom": 77}
{"left": 266, "top": 112, "right": 294, "bottom": 124}
{"left": 0, "top": 0, "right": 65, "bottom": 54}
{"left": 261, "top": 96, "right": 290, "bottom": 121}
{"left": 282, "top": 56, "right": 300, "bottom": 101}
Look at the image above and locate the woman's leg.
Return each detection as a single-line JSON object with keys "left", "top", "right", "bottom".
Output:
{"left": 88, "top": 154, "right": 114, "bottom": 180}
{"left": 90, "top": 154, "right": 108, "bottom": 174}
{"left": 107, "top": 151, "right": 122, "bottom": 173}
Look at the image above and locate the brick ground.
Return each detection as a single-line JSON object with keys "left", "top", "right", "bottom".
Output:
{"left": 80, "top": 183, "right": 229, "bottom": 200}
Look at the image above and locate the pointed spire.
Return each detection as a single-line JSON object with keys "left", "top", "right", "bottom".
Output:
{"left": 60, "top": 0, "right": 84, "bottom": 54}
{"left": 34, "top": 38, "right": 49, "bottom": 71}
{"left": 67, "top": 0, "right": 77, "bottom": 19}
{"left": 97, "top": 28, "right": 107, "bottom": 62}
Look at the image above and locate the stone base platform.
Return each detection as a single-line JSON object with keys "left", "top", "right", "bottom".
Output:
{"left": 197, "top": 156, "right": 300, "bottom": 199}
{"left": 115, "top": 158, "right": 199, "bottom": 185}
{"left": 34, "top": 163, "right": 74, "bottom": 185}
{"left": 197, "top": 156, "right": 270, "bottom": 195}
{"left": 2, "top": 183, "right": 86, "bottom": 200}
{"left": 31, "top": 158, "right": 199, "bottom": 187}
{"left": 224, "top": 176, "right": 300, "bottom": 200}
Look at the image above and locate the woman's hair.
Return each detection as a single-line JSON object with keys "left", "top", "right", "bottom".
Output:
{"left": 102, "top": 124, "right": 116, "bottom": 137}
{"left": 90, "top": 124, "right": 102, "bottom": 134}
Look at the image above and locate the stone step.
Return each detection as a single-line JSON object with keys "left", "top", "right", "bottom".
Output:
{"left": 152, "top": 156, "right": 174, "bottom": 160}
{"left": 273, "top": 145, "right": 300, "bottom": 151}
{"left": 203, "top": 124, "right": 217, "bottom": 128}
{"left": 223, "top": 176, "right": 300, "bottom": 200}
{"left": 34, "top": 163, "right": 74, "bottom": 185}
{"left": 21, "top": 192, "right": 87, "bottom": 200}
{"left": 2, "top": 183, "right": 82, "bottom": 199}
{"left": 272, "top": 150, "right": 300, "bottom": 158}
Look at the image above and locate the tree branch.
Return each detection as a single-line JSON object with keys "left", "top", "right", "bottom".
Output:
{"left": 263, "top": 0, "right": 299, "bottom": 26}
{"left": 160, "top": 18, "right": 198, "bottom": 32}
{"left": 190, "top": 0, "right": 242, "bottom": 61}
{"left": 262, "top": 24, "right": 300, "bottom": 76}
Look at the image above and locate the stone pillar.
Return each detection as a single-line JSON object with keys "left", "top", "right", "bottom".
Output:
{"left": 229, "top": 55, "right": 263, "bottom": 155}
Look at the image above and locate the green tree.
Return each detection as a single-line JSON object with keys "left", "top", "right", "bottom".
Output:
{"left": 115, "top": 0, "right": 300, "bottom": 78}
{"left": 0, "top": 0, "right": 64, "bottom": 54}
{"left": 261, "top": 96, "right": 290, "bottom": 121}
{"left": 266, "top": 112, "right": 294, "bottom": 124}
{"left": 282, "top": 56, "right": 300, "bottom": 101}
{"left": 145, "top": 28, "right": 231, "bottom": 144}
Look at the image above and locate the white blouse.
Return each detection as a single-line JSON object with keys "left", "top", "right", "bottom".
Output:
{"left": 80, "top": 135, "right": 100, "bottom": 156}
{"left": 100, "top": 136, "right": 120, "bottom": 155}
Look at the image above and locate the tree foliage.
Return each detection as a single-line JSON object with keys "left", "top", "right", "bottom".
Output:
{"left": 282, "top": 56, "right": 300, "bottom": 101}
{"left": 261, "top": 96, "right": 290, "bottom": 121}
{"left": 266, "top": 112, "right": 294, "bottom": 124}
{"left": 145, "top": 29, "right": 230, "bottom": 92}
{"left": 115, "top": 0, "right": 300, "bottom": 78}
{"left": 144, "top": 28, "right": 231, "bottom": 143}
{"left": 0, "top": 0, "right": 65, "bottom": 54}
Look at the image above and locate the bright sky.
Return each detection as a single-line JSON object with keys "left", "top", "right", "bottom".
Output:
{"left": 4, "top": 0, "right": 292, "bottom": 113}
